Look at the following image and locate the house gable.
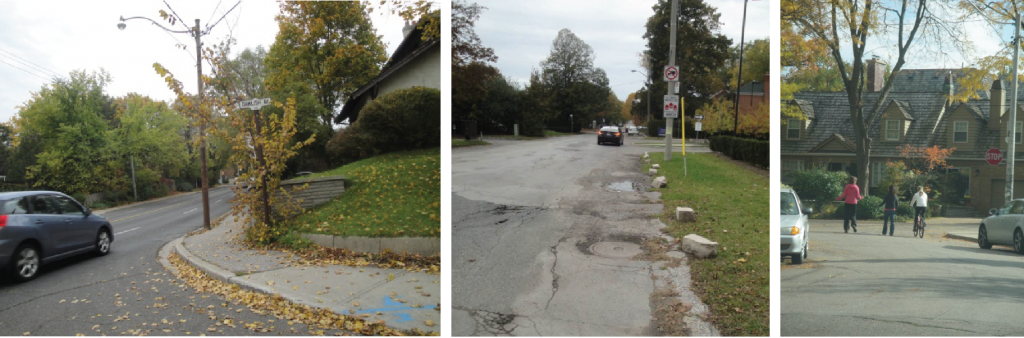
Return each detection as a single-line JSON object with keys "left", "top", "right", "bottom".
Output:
{"left": 879, "top": 100, "right": 914, "bottom": 143}
{"left": 809, "top": 133, "right": 856, "bottom": 153}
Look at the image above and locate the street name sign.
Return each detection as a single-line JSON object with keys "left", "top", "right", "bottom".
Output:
{"left": 987, "top": 148, "right": 1003, "bottom": 166}
{"left": 237, "top": 98, "right": 272, "bottom": 110}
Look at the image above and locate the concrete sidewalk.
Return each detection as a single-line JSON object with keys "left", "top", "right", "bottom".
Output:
{"left": 159, "top": 215, "right": 440, "bottom": 334}
{"left": 812, "top": 217, "right": 982, "bottom": 242}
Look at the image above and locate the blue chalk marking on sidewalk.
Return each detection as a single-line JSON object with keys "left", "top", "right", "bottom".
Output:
{"left": 353, "top": 296, "right": 438, "bottom": 323}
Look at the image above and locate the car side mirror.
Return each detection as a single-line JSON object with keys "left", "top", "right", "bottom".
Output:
{"left": 990, "top": 208, "right": 998, "bottom": 216}
{"left": 84, "top": 209, "right": 92, "bottom": 216}
{"left": 802, "top": 207, "right": 813, "bottom": 215}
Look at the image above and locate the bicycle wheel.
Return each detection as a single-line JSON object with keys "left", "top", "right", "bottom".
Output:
{"left": 913, "top": 217, "right": 920, "bottom": 237}
{"left": 919, "top": 219, "right": 925, "bottom": 238}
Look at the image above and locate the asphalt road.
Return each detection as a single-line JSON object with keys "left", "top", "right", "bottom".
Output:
{"left": 781, "top": 218, "right": 1024, "bottom": 336}
{"left": 0, "top": 186, "right": 350, "bottom": 335}
{"left": 451, "top": 134, "right": 704, "bottom": 336}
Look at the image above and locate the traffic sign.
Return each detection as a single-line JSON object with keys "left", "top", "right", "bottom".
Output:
{"left": 663, "top": 65, "right": 679, "bottom": 82}
{"left": 663, "top": 95, "right": 679, "bottom": 118}
{"left": 987, "top": 148, "right": 1004, "bottom": 166}
{"left": 237, "top": 98, "right": 272, "bottom": 110}
{"left": 695, "top": 114, "right": 704, "bottom": 120}
{"left": 695, "top": 121, "right": 702, "bottom": 131}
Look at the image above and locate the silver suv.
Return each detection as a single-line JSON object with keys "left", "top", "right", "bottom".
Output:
{"left": 0, "top": 191, "right": 114, "bottom": 282}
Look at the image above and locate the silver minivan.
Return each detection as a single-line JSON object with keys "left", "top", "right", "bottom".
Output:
{"left": 0, "top": 191, "right": 113, "bottom": 282}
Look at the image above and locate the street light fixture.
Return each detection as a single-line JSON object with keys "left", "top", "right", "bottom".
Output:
{"left": 117, "top": 13, "right": 213, "bottom": 230}
{"left": 631, "top": 69, "right": 651, "bottom": 125}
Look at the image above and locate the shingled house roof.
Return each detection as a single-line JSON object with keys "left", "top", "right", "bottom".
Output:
{"left": 784, "top": 68, "right": 1024, "bottom": 160}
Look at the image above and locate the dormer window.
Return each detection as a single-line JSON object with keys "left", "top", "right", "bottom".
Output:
{"left": 953, "top": 121, "right": 968, "bottom": 143}
{"left": 787, "top": 119, "right": 801, "bottom": 139}
{"left": 885, "top": 120, "right": 900, "bottom": 141}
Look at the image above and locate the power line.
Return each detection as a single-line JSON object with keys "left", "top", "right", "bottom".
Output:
{"left": 0, "top": 47, "right": 61, "bottom": 78}
{"left": 204, "top": 1, "right": 241, "bottom": 35}
{"left": 207, "top": 0, "right": 223, "bottom": 26}
{"left": 0, "top": 57, "right": 53, "bottom": 82}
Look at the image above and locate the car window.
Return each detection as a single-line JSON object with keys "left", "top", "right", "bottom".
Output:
{"left": 29, "top": 195, "right": 60, "bottom": 215}
{"left": 53, "top": 196, "right": 84, "bottom": 215}
{"left": 0, "top": 198, "right": 30, "bottom": 215}
{"left": 1012, "top": 201, "right": 1024, "bottom": 215}
{"left": 780, "top": 192, "right": 799, "bottom": 215}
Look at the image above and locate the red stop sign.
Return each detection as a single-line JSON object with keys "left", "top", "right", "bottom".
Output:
{"left": 987, "top": 148, "right": 1003, "bottom": 165}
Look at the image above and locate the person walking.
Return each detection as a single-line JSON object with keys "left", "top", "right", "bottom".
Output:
{"left": 836, "top": 176, "right": 863, "bottom": 233}
{"left": 910, "top": 186, "right": 928, "bottom": 230}
{"left": 882, "top": 185, "right": 899, "bottom": 236}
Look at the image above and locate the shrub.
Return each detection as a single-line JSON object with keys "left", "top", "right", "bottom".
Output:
{"left": 71, "top": 192, "right": 87, "bottom": 205}
{"left": 896, "top": 203, "right": 914, "bottom": 218}
{"left": 788, "top": 168, "right": 847, "bottom": 202}
{"left": 813, "top": 202, "right": 840, "bottom": 219}
{"left": 176, "top": 181, "right": 194, "bottom": 192}
{"left": 92, "top": 202, "right": 109, "bottom": 209}
{"left": 709, "top": 135, "right": 768, "bottom": 168}
{"left": 857, "top": 195, "right": 884, "bottom": 220}
{"left": 327, "top": 87, "right": 440, "bottom": 162}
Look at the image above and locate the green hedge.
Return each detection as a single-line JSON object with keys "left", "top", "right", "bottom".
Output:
{"left": 857, "top": 195, "right": 884, "bottom": 220}
{"left": 327, "top": 87, "right": 440, "bottom": 162}
{"left": 709, "top": 135, "right": 768, "bottom": 168}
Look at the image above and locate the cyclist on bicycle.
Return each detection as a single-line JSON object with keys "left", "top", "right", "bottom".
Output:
{"left": 909, "top": 186, "right": 928, "bottom": 229}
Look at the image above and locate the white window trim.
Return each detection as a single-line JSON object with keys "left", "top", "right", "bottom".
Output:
{"left": 953, "top": 121, "right": 968, "bottom": 143}
{"left": 885, "top": 120, "right": 900, "bottom": 141}
{"left": 787, "top": 119, "right": 800, "bottom": 140}
{"left": 871, "top": 162, "right": 888, "bottom": 187}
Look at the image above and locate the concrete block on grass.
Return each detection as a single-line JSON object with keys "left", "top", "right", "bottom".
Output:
{"left": 652, "top": 164, "right": 661, "bottom": 169}
{"left": 676, "top": 207, "right": 696, "bottom": 222}
{"left": 652, "top": 176, "right": 667, "bottom": 188}
{"left": 649, "top": 168, "right": 658, "bottom": 176}
{"left": 681, "top": 234, "right": 718, "bottom": 259}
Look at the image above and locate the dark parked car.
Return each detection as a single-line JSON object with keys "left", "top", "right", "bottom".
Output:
{"left": 598, "top": 126, "right": 623, "bottom": 146}
{"left": 0, "top": 191, "right": 113, "bottom": 282}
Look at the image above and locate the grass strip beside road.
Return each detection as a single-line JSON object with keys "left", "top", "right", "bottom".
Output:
{"left": 647, "top": 152, "right": 768, "bottom": 336}
{"left": 290, "top": 149, "right": 441, "bottom": 238}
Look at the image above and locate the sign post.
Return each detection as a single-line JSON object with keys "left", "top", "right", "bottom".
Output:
{"left": 237, "top": 97, "right": 273, "bottom": 226}
{"left": 664, "top": 0, "right": 678, "bottom": 162}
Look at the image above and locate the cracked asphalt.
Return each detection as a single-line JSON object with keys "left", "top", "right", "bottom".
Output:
{"left": 781, "top": 218, "right": 1024, "bottom": 336}
{"left": 452, "top": 134, "right": 709, "bottom": 336}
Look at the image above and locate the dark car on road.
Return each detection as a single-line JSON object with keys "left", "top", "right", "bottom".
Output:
{"left": 598, "top": 126, "right": 623, "bottom": 146}
{"left": 0, "top": 191, "right": 113, "bottom": 282}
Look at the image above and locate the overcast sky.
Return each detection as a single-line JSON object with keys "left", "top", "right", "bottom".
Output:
{"left": 472, "top": 0, "right": 770, "bottom": 103}
{"left": 0, "top": 0, "right": 410, "bottom": 124}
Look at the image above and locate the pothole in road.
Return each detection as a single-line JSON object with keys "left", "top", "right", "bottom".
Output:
{"left": 607, "top": 181, "right": 638, "bottom": 192}
{"left": 589, "top": 241, "right": 643, "bottom": 259}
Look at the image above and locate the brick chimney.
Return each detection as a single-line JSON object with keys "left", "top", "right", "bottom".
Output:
{"left": 867, "top": 58, "right": 886, "bottom": 92}
{"left": 991, "top": 79, "right": 1006, "bottom": 131}
{"left": 943, "top": 71, "right": 954, "bottom": 97}
{"left": 763, "top": 73, "right": 770, "bottom": 100}
{"left": 402, "top": 20, "right": 415, "bottom": 38}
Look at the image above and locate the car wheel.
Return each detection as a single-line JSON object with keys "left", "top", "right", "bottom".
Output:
{"left": 95, "top": 229, "right": 111, "bottom": 256}
{"left": 979, "top": 224, "right": 993, "bottom": 249}
{"left": 11, "top": 244, "right": 40, "bottom": 283}
{"left": 791, "top": 251, "right": 803, "bottom": 264}
{"left": 617, "top": 139, "right": 622, "bottom": 146}
{"left": 1015, "top": 228, "right": 1024, "bottom": 254}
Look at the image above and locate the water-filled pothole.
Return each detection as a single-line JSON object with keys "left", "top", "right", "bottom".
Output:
{"left": 607, "top": 181, "right": 637, "bottom": 192}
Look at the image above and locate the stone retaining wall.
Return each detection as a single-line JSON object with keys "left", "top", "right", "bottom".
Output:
{"left": 275, "top": 175, "right": 346, "bottom": 209}
{"left": 299, "top": 233, "right": 440, "bottom": 256}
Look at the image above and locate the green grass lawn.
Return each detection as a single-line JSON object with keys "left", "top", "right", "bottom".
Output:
{"left": 289, "top": 148, "right": 440, "bottom": 238}
{"left": 452, "top": 139, "right": 491, "bottom": 147}
{"left": 647, "top": 152, "right": 768, "bottom": 336}
{"left": 543, "top": 130, "right": 571, "bottom": 137}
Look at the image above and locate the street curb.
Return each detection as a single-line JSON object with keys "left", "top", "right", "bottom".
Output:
{"left": 159, "top": 227, "right": 417, "bottom": 334}
{"left": 944, "top": 233, "right": 976, "bottom": 242}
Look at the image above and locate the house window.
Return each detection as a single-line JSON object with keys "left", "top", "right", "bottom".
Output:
{"left": 782, "top": 160, "right": 804, "bottom": 183}
{"left": 787, "top": 120, "right": 800, "bottom": 139}
{"left": 953, "top": 121, "right": 968, "bottom": 143}
{"left": 871, "top": 162, "right": 889, "bottom": 187}
{"left": 885, "top": 120, "right": 900, "bottom": 141}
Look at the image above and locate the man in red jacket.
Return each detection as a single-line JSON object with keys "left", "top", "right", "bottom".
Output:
{"left": 837, "top": 176, "right": 863, "bottom": 233}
